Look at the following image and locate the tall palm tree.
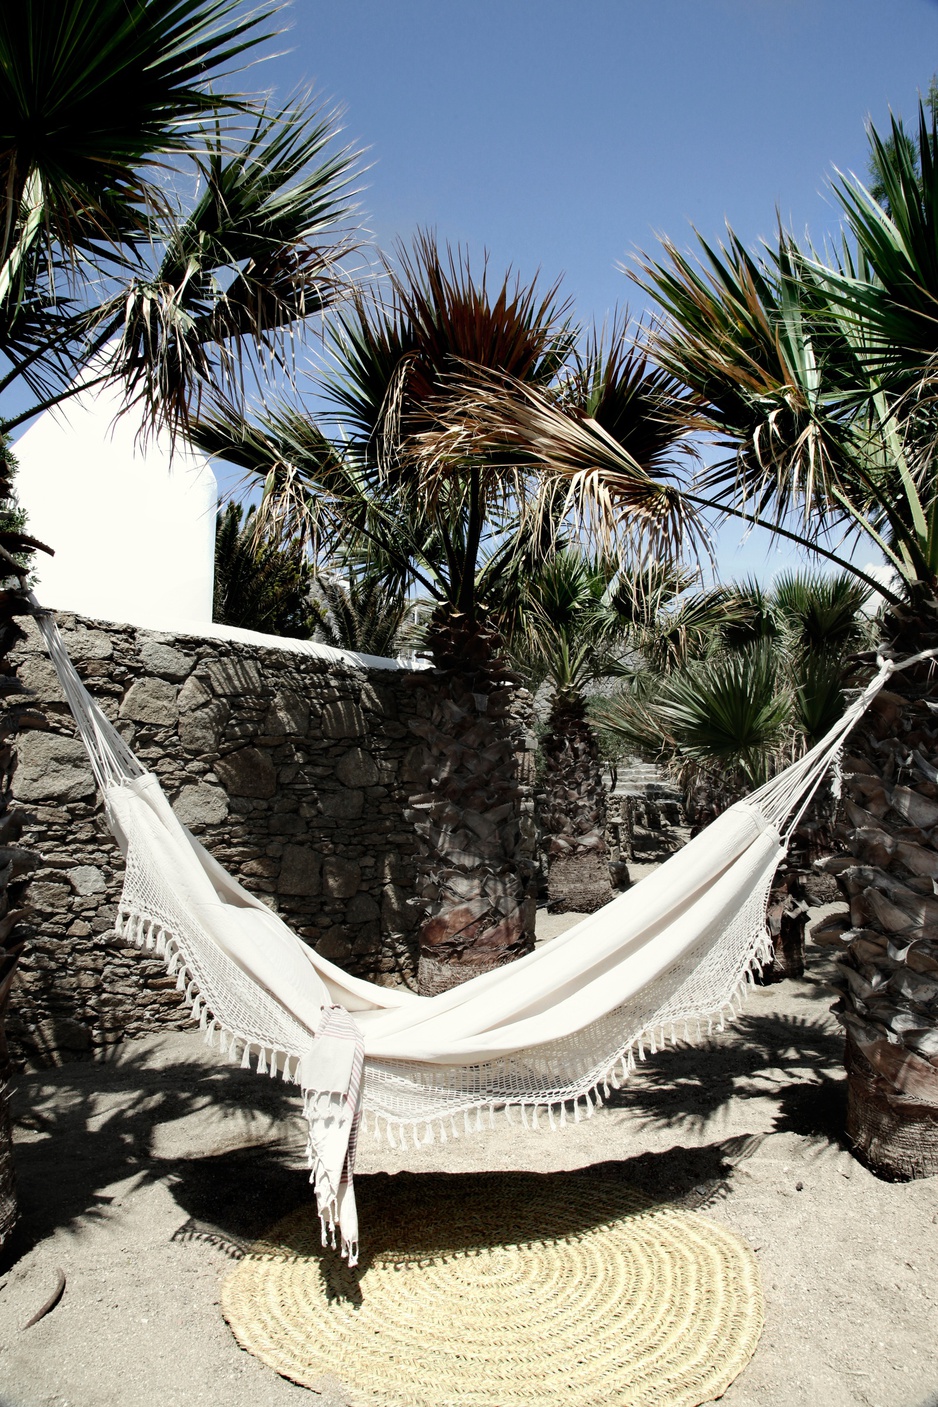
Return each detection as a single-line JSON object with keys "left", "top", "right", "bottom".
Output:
{"left": 505, "top": 549, "right": 626, "bottom": 914}
{"left": 630, "top": 106, "right": 938, "bottom": 1177}
{"left": 193, "top": 241, "right": 691, "bottom": 992}
{"left": 0, "top": 0, "right": 359, "bottom": 1248}
{"left": 471, "top": 102, "right": 938, "bottom": 1177}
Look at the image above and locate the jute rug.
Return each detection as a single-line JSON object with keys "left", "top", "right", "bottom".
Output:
{"left": 222, "top": 1170, "right": 763, "bottom": 1407}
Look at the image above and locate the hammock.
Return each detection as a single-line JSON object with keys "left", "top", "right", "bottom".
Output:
{"left": 29, "top": 601, "right": 906, "bottom": 1260}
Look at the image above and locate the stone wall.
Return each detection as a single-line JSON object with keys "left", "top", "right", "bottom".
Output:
{"left": 9, "top": 614, "right": 535, "bottom": 1064}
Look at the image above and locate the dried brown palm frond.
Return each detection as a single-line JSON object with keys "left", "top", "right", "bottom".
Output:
{"left": 411, "top": 365, "right": 704, "bottom": 563}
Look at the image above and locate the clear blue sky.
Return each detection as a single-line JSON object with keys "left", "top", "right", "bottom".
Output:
{"left": 242, "top": 0, "right": 938, "bottom": 584}
{"left": 16, "top": 1, "right": 938, "bottom": 583}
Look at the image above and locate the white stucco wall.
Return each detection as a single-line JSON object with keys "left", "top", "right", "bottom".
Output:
{"left": 14, "top": 377, "right": 217, "bottom": 627}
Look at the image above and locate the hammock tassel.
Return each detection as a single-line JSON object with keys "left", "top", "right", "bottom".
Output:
{"left": 422, "top": 1123, "right": 434, "bottom": 1145}
{"left": 240, "top": 1043, "right": 252, "bottom": 1070}
{"left": 256, "top": 1047, "right": 268, "bottom": 1076}
{"left": 268, "top": 1049, "right": 279, "bottom": 1079}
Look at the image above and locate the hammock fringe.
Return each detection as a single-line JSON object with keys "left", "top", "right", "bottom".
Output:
{"left": 111, "top": 898, "right": 774, "bottom": 1149}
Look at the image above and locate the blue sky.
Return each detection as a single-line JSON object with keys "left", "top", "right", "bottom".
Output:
{"left": 242, "top": 0, "right": 937, "bottom": 584}
{"left": 15, "top": 1, "right": 938, "bottom": 584}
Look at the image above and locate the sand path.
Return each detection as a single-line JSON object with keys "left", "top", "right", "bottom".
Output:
{"left": 2, "top": 919, "right": 937, "bottom": 1407}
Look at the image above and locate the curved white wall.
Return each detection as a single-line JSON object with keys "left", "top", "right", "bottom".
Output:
{"left": 14, "top": 378, "right": 217, "bottom": 627}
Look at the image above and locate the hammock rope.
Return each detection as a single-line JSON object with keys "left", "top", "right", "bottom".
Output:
{"left": 27, "top": 598, "right": 928, "bottom": 1258}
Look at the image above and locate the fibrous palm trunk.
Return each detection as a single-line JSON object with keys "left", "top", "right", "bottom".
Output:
{"left": 0, "top": 559, "right": 42, "bottom": 1251}
{"left": 815, "top": 650, "right": 938, "bottom": 1179}
{"left": 408, "top": 607, "right": 538, "bottom": 996}
{"left": 541, "top": 692, "right": 614, "bottom": 914}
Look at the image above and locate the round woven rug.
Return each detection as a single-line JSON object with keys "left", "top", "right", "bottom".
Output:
{"left": 222, "top": 1171, "right": 763, "bottom": 1407}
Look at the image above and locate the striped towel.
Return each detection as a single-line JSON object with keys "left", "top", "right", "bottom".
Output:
{"left": 300, "top": 1004, "right": 365, "bottom": 1266}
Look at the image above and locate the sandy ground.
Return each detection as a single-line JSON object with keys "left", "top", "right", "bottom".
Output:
{"left": 2, "top": 910, "right": 938, "bottom": 1407}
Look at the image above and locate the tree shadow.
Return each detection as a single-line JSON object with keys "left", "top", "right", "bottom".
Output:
{"left": 605, "top": 1007, "right": 848, "bottom": 1148}
{"left": 5, "top": 1044, "right": 305, "bottom": 1268}
{"left": 8, "top": 1030, "right": 772, "bottom": 1282}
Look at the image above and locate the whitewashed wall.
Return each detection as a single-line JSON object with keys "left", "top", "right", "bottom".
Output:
{"left": 15, "top": 374, "right": 217, "bottom": 626}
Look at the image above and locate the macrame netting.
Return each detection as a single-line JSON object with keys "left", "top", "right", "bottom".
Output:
{"left": 30, "top": 601, "right": 901, "bottom": 1142}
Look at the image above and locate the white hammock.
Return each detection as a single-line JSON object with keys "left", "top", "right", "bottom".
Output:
{"left": 30, "top": 602, "right": 905, "bottom": 1259}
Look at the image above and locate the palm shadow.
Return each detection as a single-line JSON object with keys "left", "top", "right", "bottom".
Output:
{"left": 6, "top": 1043, "right": 306, "bottom": 1268}
{"left": 604, "top": 1007, "right": 848, "bottom": 1147}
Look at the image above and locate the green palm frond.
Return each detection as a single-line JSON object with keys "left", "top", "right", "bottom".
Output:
{"left": 0, "top": 0, "right": 278, "bottom": 275}
{"left": 99, "top": 98, "right": 360, "bottom": 439}
{"left": 772, "top": 569, "right": 872, "bottom": 656}
{"left": 213, "top": 501, "right": 314, "bottom": 638}
{"left": 791, "top": 650, "right": 852, "bottom": 747}
{"left": 597, "top": 644, "right": 791, "bottom": 794}
{"left": 308, "top": 567, "right": 414, "bottom": 659}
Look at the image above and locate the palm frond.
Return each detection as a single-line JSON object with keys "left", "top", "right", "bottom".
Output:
{"left": 0, "top": 0, "right": 279, "bottom": 273}
{"left": 98, "top": 97, "right": 360, "bottom": 440}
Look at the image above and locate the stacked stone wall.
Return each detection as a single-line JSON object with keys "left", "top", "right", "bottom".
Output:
{"left": 8, "top": 614, "right": 534, "bottom": 1064}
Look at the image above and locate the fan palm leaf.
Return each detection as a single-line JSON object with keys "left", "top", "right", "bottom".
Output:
{"left": 0, "top": 0, "right": 278, "bottom": 275}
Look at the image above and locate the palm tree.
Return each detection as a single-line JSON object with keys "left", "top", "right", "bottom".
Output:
{"left": 307, "top": 558, "right": 418, "bottom": 659}
{"left": 505, "top": 549, "right": 626, "bottom": 914}
{"left": 630, "top": 105, "right": 938, "bottom": 1176}
{"left": 0, "top": 0, "right": 360, "bottom": 1248}
{"left": 213, "top": 502, "right": 316, "bottom": 638}
{"left": 192, "top": 242, "right": 691, "bottom": 992}
{"left": 476, "top": 101, "right": 938, "bottom": 1176}
{"left": 596, "top": 572, "right": 872, "bottom": 980}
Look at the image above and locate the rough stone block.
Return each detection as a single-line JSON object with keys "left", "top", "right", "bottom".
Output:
{"left": 174, "top": 782, "right": 229, "bottom": 827}
{"left": 137, "top": 640, "right": 194, "bottom": 680}
{"left": 13, "top": 733, "right": 96, "bottom": 802}
{"left": 321, "top": 699, "right": 367, "bottom": 738}
{"left": 316, "top": 930, "right": 353, "bottom": 964}
{"left": 179, "top": 701, "right": 229, "bottom": 754}
{"left": 214, "top": 746, "right": 277, "bottom": 798}
{"left": 264, "top": 691, "right": 309, "bottom": 737}
{"left": 382, "top": 883, "right": 414, "bottom": 931}
{"left": 61, "top": 629, "right": 113, "bottom": 661}
{"left": 279, "top": 845, "right": 321, "bottom": 896}
{"left": 335, "top": 747, "right": 379, "bottom": 787}
{"left": 17, "top": 656, "right": 65, "bottom": 702}
{"left": 323, "top": 856, "right": 361, "bottom": 899}
{"left": 120, "top": 677, "right": 179, "bottom": 725}
{"left": 346, "top": 892, "right": 380, "bottom": 923}
{"left": 320, "top": 789, "right": 365, "bottom": 820}
{"left": 67, "top": 865, "right": 107, "bottom": 896}
{"left": 204, "top": 658, "right": 264, "bottom": 695}
{"left": 177, "top": 675, "right": 212, "bottom": 712}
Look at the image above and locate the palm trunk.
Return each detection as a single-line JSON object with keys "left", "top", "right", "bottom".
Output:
{"left": 409, "top": 606, "right": 537, "bottom": 996}
{"left": 821, "top": 637, "right": 938, "bottom": 1179}
{"left": 0, "top": 559, "right": 41, "bottom": 1251}
{"left": 541, "top": 691, "right": 614, "bottom": 913}
{"left": 761, "top": 870, "right": 808, "bottom": 982}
